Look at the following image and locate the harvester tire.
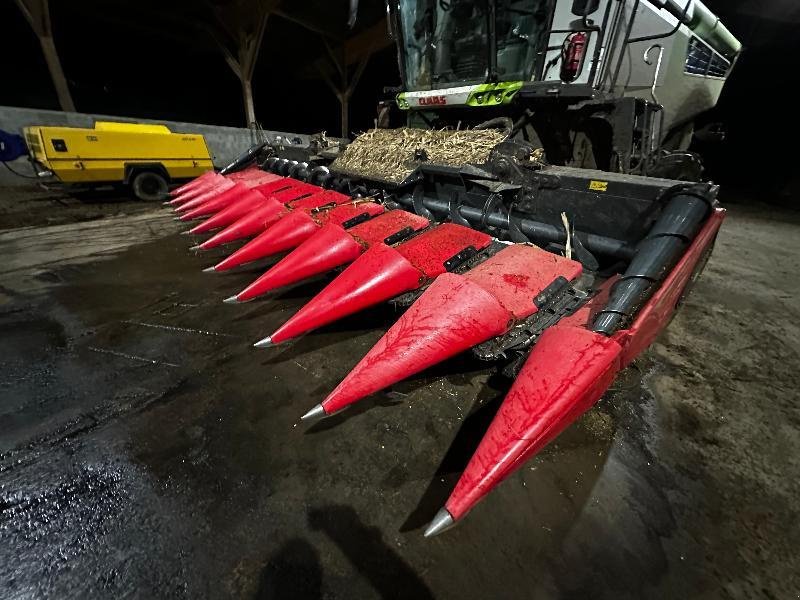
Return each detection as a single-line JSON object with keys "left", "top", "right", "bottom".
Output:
{"left": 132, "top": 170, "right": 168, "bottom": 201}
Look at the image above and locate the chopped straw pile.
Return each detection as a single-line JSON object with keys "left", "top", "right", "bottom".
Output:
{"left": 331, "top": 127, "right": 507, "bottom": 184}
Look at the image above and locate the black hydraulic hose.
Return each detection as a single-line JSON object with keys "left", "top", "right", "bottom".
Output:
{"left": 591, "top": 185, "right": 714, "bottom": 335}
{"left": 394, "top": 194, "right": 634, "bottom": 261}
{"left": 219, "top": 141, "right": 271, "bottom": 175}
{"left": 509, "top": 109, "right": 534, "bottom": 138}
{"left": 2, "top": 160, "right": 39, "bottom": 180}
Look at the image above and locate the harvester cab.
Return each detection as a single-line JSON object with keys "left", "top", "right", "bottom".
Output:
{"left": 388, "top": 0, "right": 741, "bottom": 178}
{"left": 168, "top": 0, "right": 740, "bottom": 537}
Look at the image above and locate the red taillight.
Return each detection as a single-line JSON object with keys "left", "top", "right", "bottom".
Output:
{"left": 561, "top": 32, "right": 587, "bottom": 82}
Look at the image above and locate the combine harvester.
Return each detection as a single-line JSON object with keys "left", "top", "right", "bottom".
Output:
{"left": 167, "top": 0, "right": 739, "bottom": 537}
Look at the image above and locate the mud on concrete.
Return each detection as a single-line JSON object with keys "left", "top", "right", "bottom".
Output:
{"left": 0, "top": 190, "right": 798, "bottom": 599}
{"left": 0, "top": 183, "right": 153, "bottom": 230}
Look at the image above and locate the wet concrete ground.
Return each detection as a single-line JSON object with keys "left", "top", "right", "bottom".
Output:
{"left": 1, "top": 187, "right": 798, "bottom": 599}
{"left": 1, "top": 184, "right": 154, "bottom": 231}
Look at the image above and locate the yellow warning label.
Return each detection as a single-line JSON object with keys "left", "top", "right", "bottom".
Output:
{"left": 589, "top": 180, "right": 608, "bottom": 192}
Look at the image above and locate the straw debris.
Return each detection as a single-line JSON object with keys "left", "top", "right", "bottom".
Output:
{"left": 331, "top": 127, "right": 507, "bottom": 183}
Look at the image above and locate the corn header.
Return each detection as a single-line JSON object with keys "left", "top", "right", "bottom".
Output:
{"left": 165, "top": 0, "right": 739, "bottom": 537}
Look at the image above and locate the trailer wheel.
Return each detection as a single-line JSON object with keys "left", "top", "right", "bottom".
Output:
{"left": 131, "top": 170, "right": 168, "bottom": 201}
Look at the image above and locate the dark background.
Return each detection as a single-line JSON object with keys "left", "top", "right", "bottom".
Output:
{"left": 2, "top": 1, "right": 796, "bottom": 201}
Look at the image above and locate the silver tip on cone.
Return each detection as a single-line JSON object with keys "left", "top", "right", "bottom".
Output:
{"left": 223, "top": 295, "right": 240, "bottom": 304}
{"left": 180, "top": 231, "right": 193, "bottom": 236}
{"left": 189, "top": 245, "right": 201, "bottom": 251}
{"left": 173, "top": 217, "right": 182, "bottom": 221}
{"left": 202, "top": 266, "right": 216, "bottom": 273}
{"left": 423, "top": 508, "right": 455, "bottom": 538}
{"left": 253, "top": 336, "right": 273, "bottom": 349}
{"left": 300, "top": 404, "right": 327, "bottom": 423}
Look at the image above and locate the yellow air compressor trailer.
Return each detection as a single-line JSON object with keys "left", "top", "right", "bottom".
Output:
{"left": 22, "top": 121, "right": 214, "bottom": 200}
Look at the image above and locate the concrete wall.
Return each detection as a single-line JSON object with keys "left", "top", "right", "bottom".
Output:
{"left": 0, "top": 105, "right": 313, "bottom": 186}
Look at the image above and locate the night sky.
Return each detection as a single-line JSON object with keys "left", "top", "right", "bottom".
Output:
{"left": 2, "top": 1, "right": 797, "bottom": 201}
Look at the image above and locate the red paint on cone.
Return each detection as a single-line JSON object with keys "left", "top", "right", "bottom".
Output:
{"left": 234, "top": 224, "right": 363, "bottom": 301}
{"left": 230, "top": 210, "right": 430, "bottom": 298}
{"left": 464, "top": 243, "right": 583, "bottom": 318}
{"left": 231, "top": 210, "right": 428, "bottom": 297}
{"left": 169, "top": 182, "right": 216, "bottom": 205}
{"left": 213, "top": 211, "right": 321, "bottom": 270}
{"left": 173, "top": 171, "right": 215, "bottom": 194}
{"left": 395, "top": 223, "right": 492, "bottom": 277}
{"left": 173, "top": 177, "right": 236, "bottom": 208}
{"left": 226, "top": 166, "right": 269, "bottom": 181}
{"left": 171, "top": 171, "right": 220, "bottom": 197}
{"left": 444, "top": 326, "right": 622, "bottom": 521}
{"left": 199, "top": 190, "right": 354, "bottom": 250}
{"left": 316, "top": 201, "right": 385, "bottom": 228}
{"left": 320, "top": 273, "right": 512, "bottom": 415}
{"left": 286, "top": 189, "right": 351, "bottom": 211}
{"left": 177, "top": 178, "right": 291, "bottom": 216}
{"left": 347, "top": 209, "right": 429, "bottom": 245}
{"left": 429, "top": 227, "right": 732, "bottom": 522}
{"left": 199, "top": 202, "right": 291, "bottom": 250}
{"left": 211, "top": 201, "right": 385, "bottom": 271}
{"left": 227, "top": 169, "right": 283, "bottom": 187}
{"left": 189, "top": 192, "right": 280, "bottom": 234}
{"left": 178, "top": 182, "right": 253, "bottom": 220}
{"left": 270, "top": 243, "right": 423, "bottom": 344}
{"left": 189, "top": 185, "right": 317, "bottom": 234}
{"left": 251, "top": 178, "right": 319, "bottom": 199}
{"left": 317, "top": 243, "right": 584, "bottom": 416}
{"left": 268, "top": 223, "right": 492, "bottom": 343}
{"left": 171, "top": 170, "right": 282, "bottom": 206}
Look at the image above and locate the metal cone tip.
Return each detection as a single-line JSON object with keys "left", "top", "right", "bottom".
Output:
{"left": 423, "top": 508, "right": 455, "bottom": 538}
{"left": 253, "top": 336, "right": 273, "bottom": 349}
{"left": 223, "top": 295, "right": 240, "bottom": 304}
{"left": 202, "top": 266, "right": 216, "bottom": 273}
{"left": 300, "top": 404, "right": 327, "bottom": 423}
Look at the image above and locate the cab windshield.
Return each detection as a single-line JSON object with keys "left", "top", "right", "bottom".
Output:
{"left": 397, "top": 0, "right": 553, "bottom": 91}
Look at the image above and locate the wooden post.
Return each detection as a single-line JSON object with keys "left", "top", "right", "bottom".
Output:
{"left": 319, "top": 38, "right": 373, "bottom": 138}
{"left": 15, "top": 0, "right": 76, "bottom": 112}
{"left": 238, "top": 9, "right": 268, "bottom": 127}
{"left": 241, "top": 79, "right": 256, "bottom": 127}
{"left": 278, "top": 13, "right": 389, "bottom": 138}
{"left": 209, "top": 1, "right": 273, "bottom": 127}
{"left": 340, "top": 98, "right": 349, "bottom": 140}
